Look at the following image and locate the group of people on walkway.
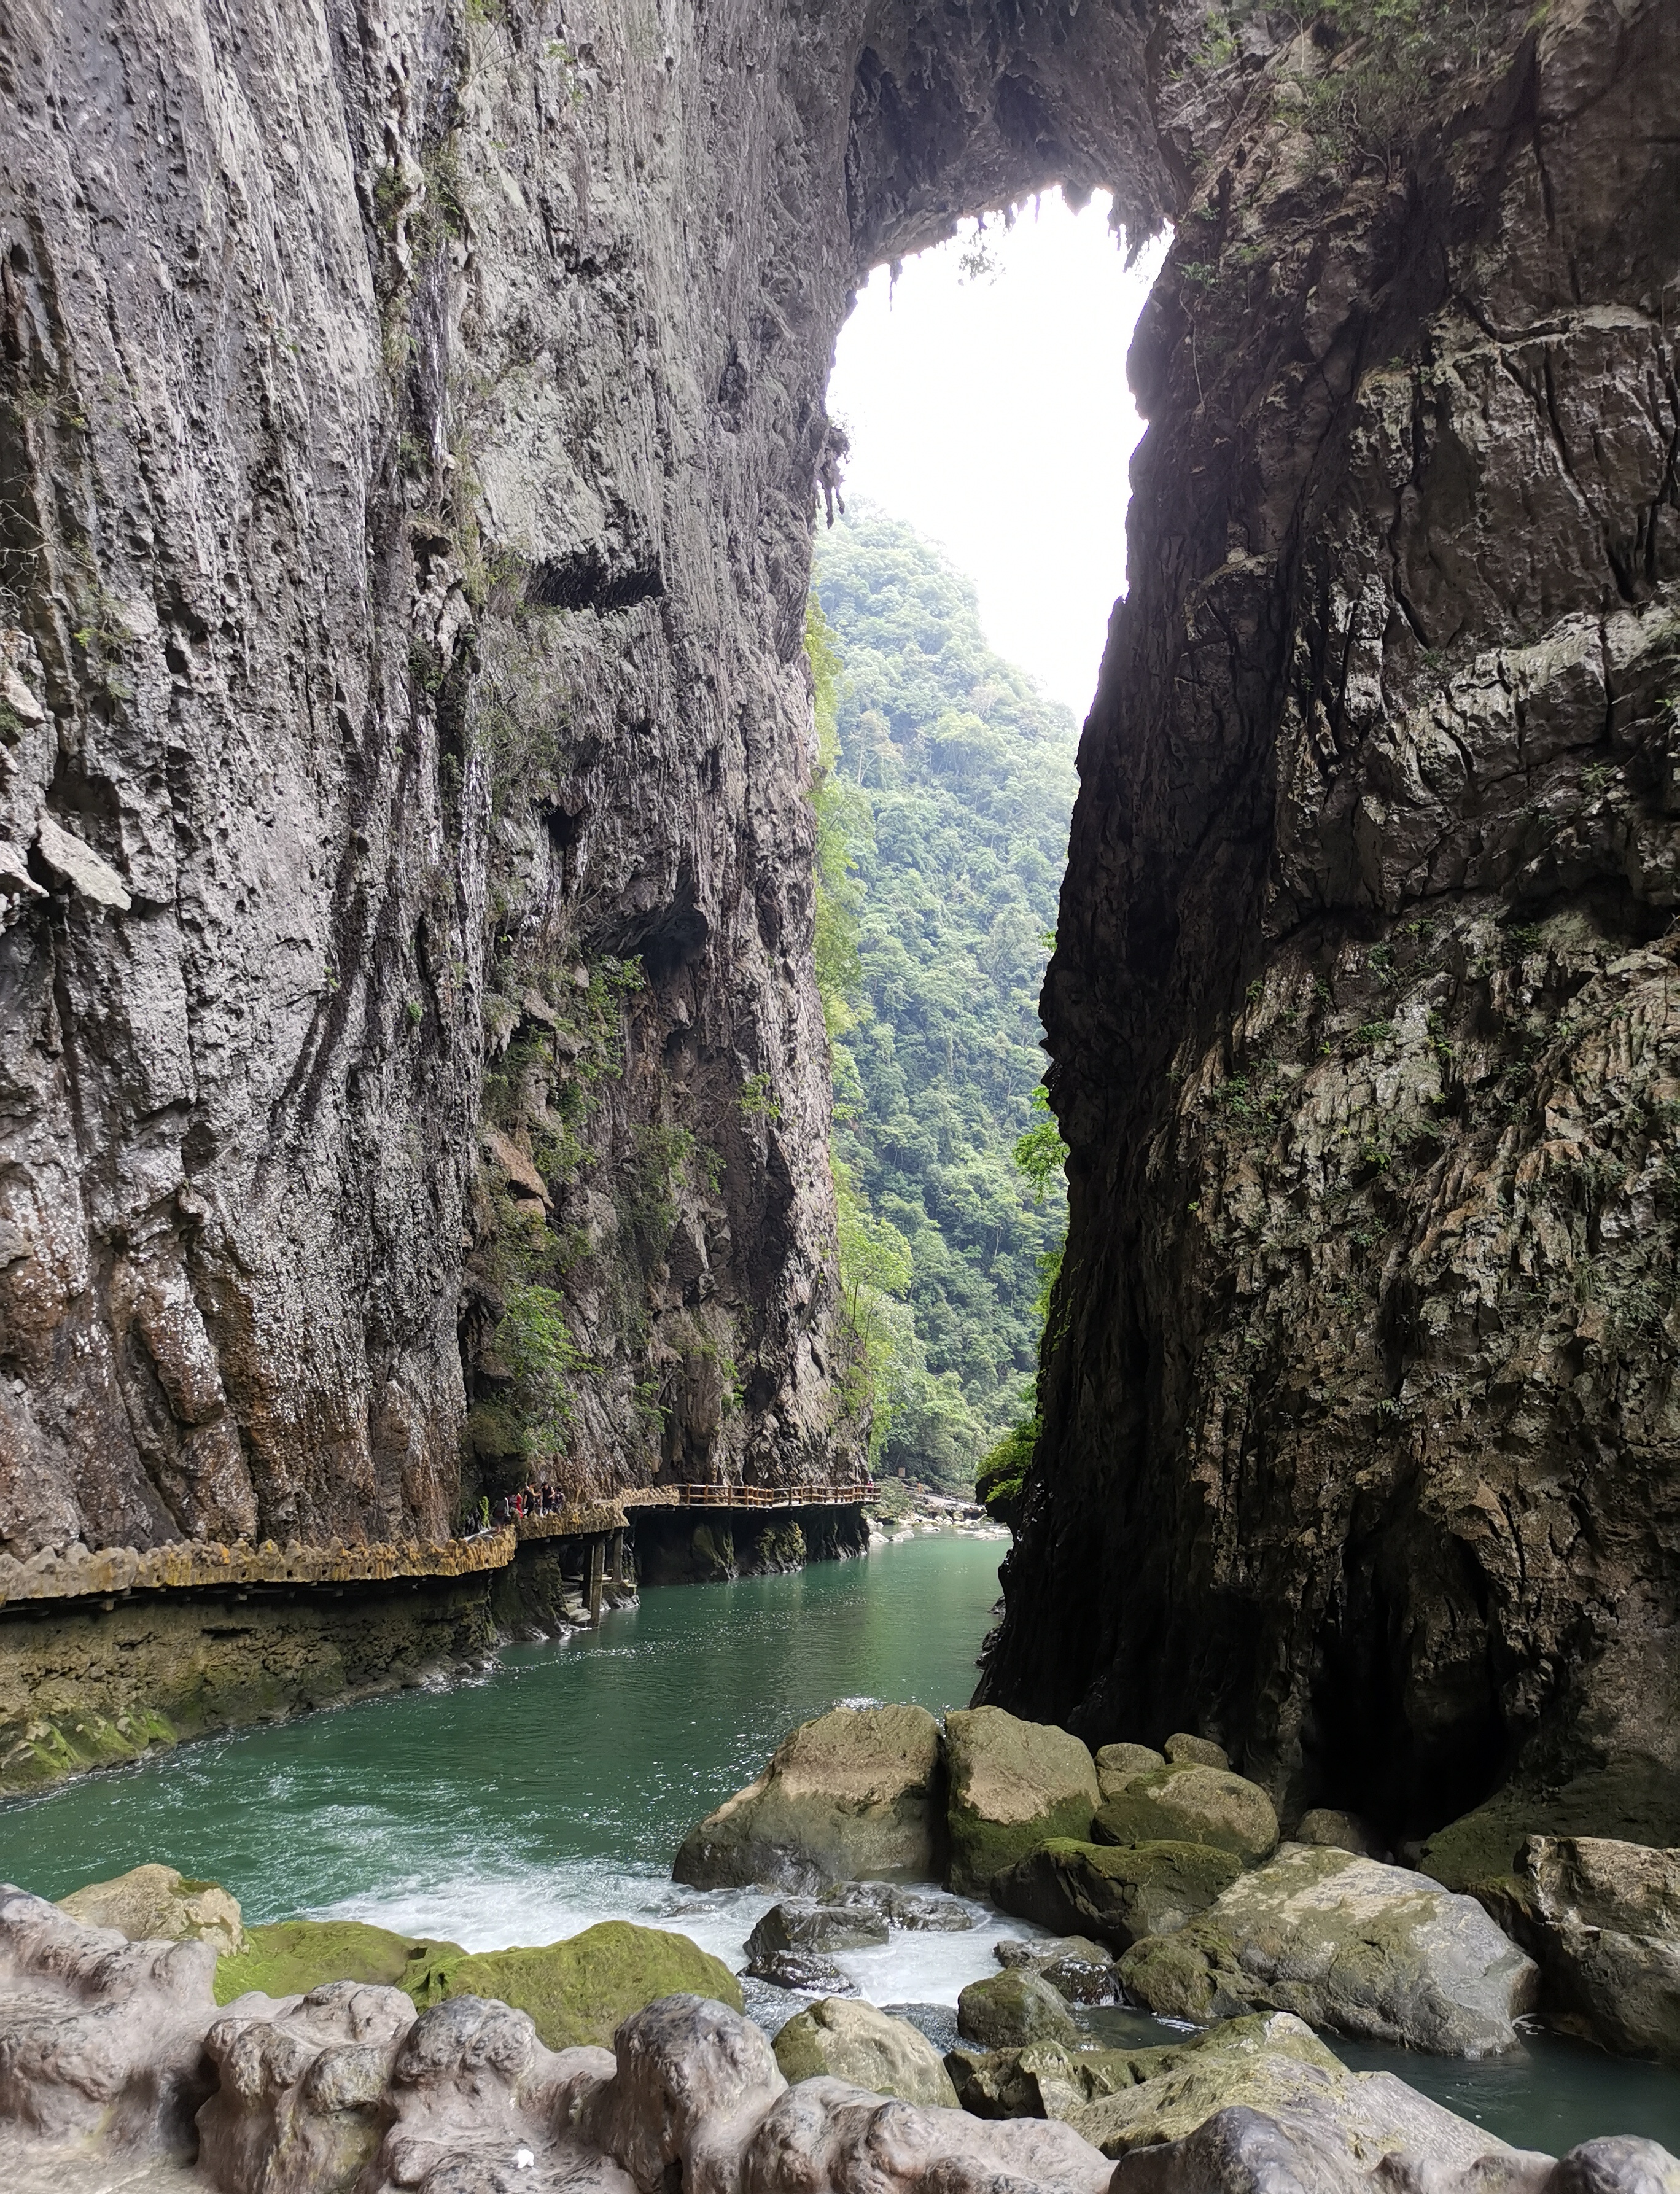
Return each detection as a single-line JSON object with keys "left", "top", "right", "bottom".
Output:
{"left": 491, "top": 1482, "right": 567, "bottom": 1527}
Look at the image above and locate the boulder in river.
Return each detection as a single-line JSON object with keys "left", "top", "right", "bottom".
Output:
{"left": 992, "top": 1836, "right": 1240, "bottom": 1947}
{"left": 744, "top": 1947, "right": 860, "bottom": 1996}
{"left": 1483, "top": 1835, "right": 1680, "bottom": 2068}
{"left": 198, "top": 1977, "right": 414, "bottom": 2194}
{"left": 994, "top": 1932, "right": 1124, "bottom": 2004}
{"left": 212, "top": 1916, "right": 463, "bottom": 2007}
{"left": 956, "top": 1966, "right": 1081, "bottom": 2049}
{"left": 1118, "top": 1841, "right": 1539, "bottom": 2055}
{"left": 409, "top": 1919, "right": 743, "bottom": 2049}
{"left": 819, "top": 1879, "right": 974, "bottom": 1931}
{"left": 746, "top": 1897, "right": 889, "bottom": 1958}
{"left": 943, "top": 1706, "right": 1099, "bottom": 1893}
{"left": 672, "top": 1702, "right": 944, "bottom": 1889}
{"left": 55, "top": 1861, "right": 251, "bottom": 1958}
{"left": 1094, "top": 1762, "right": 1280, "bottom": 1865}
{"left": 1095, "top": 1743, "right": 1165, "bottom": 1800}
{"left": 772, "top": 1996, "right": 959, "bottom": 2107}
{"left": 0, "top": 1882, "right": 219, "bottom": 2157}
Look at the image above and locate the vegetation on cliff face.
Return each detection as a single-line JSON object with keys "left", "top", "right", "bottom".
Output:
{"left": 809, "top": 510, "right": 1075, "bottom": 1491}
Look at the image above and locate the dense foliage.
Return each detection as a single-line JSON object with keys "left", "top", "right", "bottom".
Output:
{"left": 810, "top": 508, "right": 1075, "bottom": 1492}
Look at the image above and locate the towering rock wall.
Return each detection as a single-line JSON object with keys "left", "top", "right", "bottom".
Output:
{"left": 0, "top": 0, "right": 1161, "bottom": 1560}
{"left": 986, "top": 0, "right": 1680, "bottom": 1838}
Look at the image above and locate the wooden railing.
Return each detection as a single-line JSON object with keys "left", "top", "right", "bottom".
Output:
{"left": 632, "top": 1482, "right": 875, "bottom": 1511}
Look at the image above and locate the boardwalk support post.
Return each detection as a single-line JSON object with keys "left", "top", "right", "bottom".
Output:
{"left": 588, "top": 1536, "right": 604, "bottom": 1627}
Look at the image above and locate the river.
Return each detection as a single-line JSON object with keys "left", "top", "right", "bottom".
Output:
{"left": 2, "top": 1531, "right": 1678, "bottom": 2155}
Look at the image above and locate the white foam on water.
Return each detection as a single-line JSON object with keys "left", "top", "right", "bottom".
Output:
{"left": 318, "top": 1858, "right": 1046, "bottom": 2007}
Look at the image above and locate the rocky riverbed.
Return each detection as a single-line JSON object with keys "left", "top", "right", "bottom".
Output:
{"left": 9, "top": 1702, "right": 1680, "bottom": 2190}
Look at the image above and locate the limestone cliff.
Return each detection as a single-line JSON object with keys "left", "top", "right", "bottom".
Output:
{"left": 0, "top": 1, "right": 1162, "bottom": 1556}
{"left": 984, "top": 0, "right": 1680, "bottom": 1840}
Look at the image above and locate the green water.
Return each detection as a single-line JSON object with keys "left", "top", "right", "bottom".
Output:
{"left": 1, "top": 1530, "right": 1678, "bottom": 2155}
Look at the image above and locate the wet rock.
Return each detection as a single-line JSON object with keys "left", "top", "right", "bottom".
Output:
{"left": 955, "top": 1967, "right": 1081, "bottom": 2050}
{"left": 1165, "top": 1734, "right": 1229, "bottom": 1770}
{"left": 818, "top": 1880, "right": 974, "bottom": 1931}
{"left": 673, "top": 1704, "right": 943, "bottom": 1891}
{"left": 746, "top": 1899, "right": 889, "bottom": 1959}
{"left": 1096, "top": 1744, "right": 1167, "bottom": 1800}
{"left": 943, "top": 1707, "right": 1099, "bottom": 1894}
{"left": 771, "top": 1996, "right": 959, "bottom": 2108}
{"left": 744, "top": 1948, "right": 860, "bottom": 1997}
{"left": 994, "top": 1932, "right": 1126, "bottom": 2006}
{"left": 992, "top": 1837, "right": 1241, "bottom": 1948}
{"left": 1119, "top": 1843, "right": 1538, "bottom": 2055}
{"left": 56, "top": 1863, "right": 249, "bottom": 1958}
{"left": 407, "top": 1920, "right": 742, "bottom": 2050}
{"left": 196, "top": 1980, "right": 413, "bottom": 2194}
{"left": 1485, "top": 1835, "right": 1680, "bottom": 2068}
{"left": 0, "top": 1883, "right": 218, "bottom": 2157}
{"left": 1419, "top": 1760, "right": 1680, "bottom": 1894}
{"left": 1094, "top": 1765, "right": 1279, "bottom": 1866}
{"left": 1297, "top": 1810, "right": 1388, "bottom": 1861}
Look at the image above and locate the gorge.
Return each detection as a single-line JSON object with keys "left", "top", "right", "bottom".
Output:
{"left": 1, "top": 0, "right": 1678, "bottom": 2090}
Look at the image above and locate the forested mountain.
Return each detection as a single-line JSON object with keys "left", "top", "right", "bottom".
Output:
{"left": 811, "top": 507, "right": 1076, "bottom": 1491}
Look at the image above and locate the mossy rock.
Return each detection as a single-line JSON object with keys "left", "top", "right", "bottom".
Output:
{"left": 1094, "top": 1744, "right": 1164, "bottom": 1801}
{"left": 59, "top": 1862, "right": 249, "bottom": 1956}
{"left": 214, "top": 1918, "right": 462, "bottom": 2006}
{"left": 956, "top": 1967, "right": 1081, "bottom": 2049}
{"left": 1417, "top": 1756, "right": 1680, "bottom": 1893}
{"left": 943, "top": 1706, "right": 1098, "bottom": 1895}
{"left": 774, "top": 1996, "right": 957, "bottom": 2106}
{"left": 1093, "top": 1763, "right": 1278, "bottom": 1865}
{"left": 992, "top": 1837, "right": 1240, "bottom": 1948}
{"left": 408, "top": 1920, "right": 743, "bottom": 2050}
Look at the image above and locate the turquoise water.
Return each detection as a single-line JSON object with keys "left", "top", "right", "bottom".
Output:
{"left": 2, "top": 1530, "right": 1678, "bottom": 2153}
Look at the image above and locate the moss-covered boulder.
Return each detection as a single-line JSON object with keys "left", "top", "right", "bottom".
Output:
{"left": 992, "top": 1837, "right": 1240, "bottom": 1947}
{"left": 1093, "top": 1763, "right": 1278, "bottom": 1865}
{"left": 1117, "top": 1842, "right": 1538, "bottom": 2055}
{"left": 57, "top": 1862, "right": 249, "bottom": 1956}
{"left": 1417, "top": 1756, "right": 1680, "bottom": 1893}
{"left": 943, "top": 1707, "right": 1097, "bottom": 1894}
{"left": 994, "top": 1933, "right": 1123, "bottom": 2004}
{"left": 673, "top": 1703, "right": 944, "bottom": 1889}
{"left": 1297, "top": 1808, "right": 1386, "bottom": 1859}
{"left": 1164, "top": 1733, "right": 1229, "bottom": 1770}
{"left": 212, "top": 1918, "right": 462, "bottom": 2006}
{"left": 1094, "top": 1744, "right": 1164, "bottom": 1800}
{"left": 772, "top": 1996, "right": 957, "bottom": 2106}
{"left": 956, "top": 1967, "right": 1081, "bottom": 2049}
{"left": 410, "top": 1920, "right": 742, "bottom": 2050}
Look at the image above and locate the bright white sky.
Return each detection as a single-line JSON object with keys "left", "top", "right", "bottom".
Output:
{"left": 826, "top": 190, "right": 1167, "bottom": 720}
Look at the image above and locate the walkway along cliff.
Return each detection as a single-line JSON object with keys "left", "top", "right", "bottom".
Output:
{"left": 2, "top": 0, "right": 1676, "bottom": 1840}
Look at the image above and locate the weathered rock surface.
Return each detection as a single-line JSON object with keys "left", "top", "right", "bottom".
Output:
{"left": 1096, "top": 1745, "right": 1167, "bottom": 1800}
{"left": 982, "top": 0, "right": 1680, "bottom": 1851}
{"left": 1094, "top": 1764, "right": 1279, "bottom": 1867}
{"left": 0, "top": 1885, "right": 217, "bottom": 2157}
{"left": 992, "top": 1836, "right": 1240, "bottom": 1948}
{"left": 56, "top": 1864, "right": 249, "bottom": 1958}
{"left": 944, "top": 1706, "right": 1098, "bottom": 1894}
{"left": 197, "top": 1980, "right": 414, "bottom": 2194}
{"left": 746, "top": 1899, "right": 888, "bottom": 1958}
{"left": 771, "top": 1996, "right": 958, "bottom": 2109}
{"left": 1110, "top": 2118, "right": 1679, "bottom": 2194}
{"left": 955, "top": 1967, "right": 1081, "bottom": 2051}
{"left": 674, "top": 1703, "right": 944, "bottom": 1890}
{"left": 1119, "top": 1843, "right": 1538, "bottom": 2055}
{"left": 406, "top": 1920, "right": 742, "bottom": 2050}
{"left": 1165, "top": 1735, "right": 1229, "bottom": 1771}
{"left": 1297, "top": 1810, "right": 1387, "bottom": 1862}
{"left": 1484, "top": 1835, "right": 1680, "bottom": 2067}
